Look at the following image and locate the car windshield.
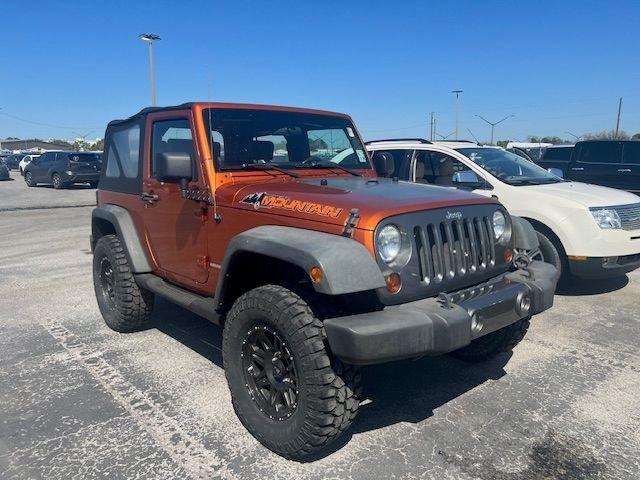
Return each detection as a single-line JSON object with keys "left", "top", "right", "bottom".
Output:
{"left": 202, "top": 109, "right": 371, "bottom": 171}
{"left": 457, "top": 147, "right": 563, "bottom": 185}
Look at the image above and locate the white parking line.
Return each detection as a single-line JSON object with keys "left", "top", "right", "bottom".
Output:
{"left": 45, "top": 321, "right": 237, "bottom": 480}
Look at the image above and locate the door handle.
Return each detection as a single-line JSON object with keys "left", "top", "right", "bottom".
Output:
{"left": 618, "top": 168, "right": 632, "bottom": 173}
{"left": 571, "top": 167, "right": 584, "bottom": 171}
{"left": 141, "top": 192, "right": 159, "bottom": 203}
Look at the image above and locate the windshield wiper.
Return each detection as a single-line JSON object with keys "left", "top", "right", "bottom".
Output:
{"left": 294, "top": 162, "right": 361, "bottom": 177}
{"left": 227, "top": 163, "right": 300, "bottom": 178}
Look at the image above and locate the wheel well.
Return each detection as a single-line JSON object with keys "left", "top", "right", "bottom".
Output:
{"left": 218, "top": 252, "right": 311, "bottom": 314}
{"left": 521, "top": 218, "right": 566, "bottom": 256}
{"left": 92, "top": 218, "right": 117, "bottom": 249}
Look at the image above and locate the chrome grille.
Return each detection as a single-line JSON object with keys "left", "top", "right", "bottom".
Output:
{"left": 612, "top": 203, "right": 640, "bottom": 231}
{"left": 414, "top": 216, "right": 496, "bottom": 285}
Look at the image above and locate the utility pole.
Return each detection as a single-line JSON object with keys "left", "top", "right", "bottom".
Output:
{"left": 429, "top": 112, "right": 436, "bottom": 141}
{"left": 615, "top": 97, "right": 623, "bottom": 138}
{"left": 476, "top": 114, "right": 515, "bottom": 145}
{"left": 451, "top": 90, "right": 463, "bottom": 140}
{"left": 139, "top": 33, "right": 161, "bottom": 106}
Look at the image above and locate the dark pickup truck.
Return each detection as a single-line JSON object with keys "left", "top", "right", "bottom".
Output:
{"left": 538, "top": 141, "right": 640, "bottom": 193}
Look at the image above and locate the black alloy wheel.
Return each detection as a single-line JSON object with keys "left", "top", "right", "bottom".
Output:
{"left": 241, "top": 324, "right": 299, "bottom": 420}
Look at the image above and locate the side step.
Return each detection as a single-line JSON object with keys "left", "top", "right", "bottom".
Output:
{"left": 134, "top": 274, "right": 221, "bottom": 324}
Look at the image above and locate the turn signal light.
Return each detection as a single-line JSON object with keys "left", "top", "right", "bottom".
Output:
{"left": 504, "top": 247, "right": 513, "bottom": 264}
{"left": 310, "top": 266, "right": 324, "bottom": 283}
{"left": 385, "top": 273, "right": 402, "bottom": 294}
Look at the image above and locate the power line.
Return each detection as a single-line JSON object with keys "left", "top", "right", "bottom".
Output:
{"left": 0, "top": 111, "right": 102, "bottom": 131}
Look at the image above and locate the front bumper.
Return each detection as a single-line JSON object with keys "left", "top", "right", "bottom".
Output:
{"left": 324, "top": 261, "right": 558, "bottom": 365}
{"left": 569, "top": 254, "right": 640, "bottom": 279}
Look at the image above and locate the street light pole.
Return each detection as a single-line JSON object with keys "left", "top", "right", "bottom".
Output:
{"left": 451, "top": 90, "right": 463, "bottom": 140}
{"left": 476, "top": 114, "right": 515, "bottom": 145}
{"left": 139, "top": 33, "right": 161, "bottom": 106}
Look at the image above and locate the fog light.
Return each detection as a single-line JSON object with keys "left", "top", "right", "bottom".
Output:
{"left": 471, "top": 313, "right": 483, "bottom": 333}
{"left": 603, "top": 256, "right": 617, "bottom": 266}
{"left": 385, "top": 273, "right": 402, "bottom": 294}
{"left": 309, "top": 266, "right": 323, "bottom": 283}
{"left": 517, "top": 292, "right": 531, "bottom": 315}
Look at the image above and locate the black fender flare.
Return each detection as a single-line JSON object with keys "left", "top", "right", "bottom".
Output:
{"left": 91, "top": 204, "right": 152, "bottom": 273}
{"left": 511, "top": 215, "right": 540, "bottom": 251}
{"left": 215, "top": 225, "right": 386, "bottom": 303}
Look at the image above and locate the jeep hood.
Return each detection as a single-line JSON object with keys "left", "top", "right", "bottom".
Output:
{"left": 521, "top": 181, "right": 640, "bottom": 208}
{"left": 220, "top": 176, "right": 496, "bottom": 230}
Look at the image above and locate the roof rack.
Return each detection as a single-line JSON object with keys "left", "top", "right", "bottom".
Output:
{"left": 365, "top": 138, "right": 432, "bottom": 145}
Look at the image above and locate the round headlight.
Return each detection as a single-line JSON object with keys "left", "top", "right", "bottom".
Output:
{"left": 492, "top": 210, "right": 507, "bottom": 240}
{"left": 377, "top": 225, "right": 401, "bottom": 263}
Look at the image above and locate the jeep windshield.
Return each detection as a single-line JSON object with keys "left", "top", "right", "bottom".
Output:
{"left": 202, "top": 108, "right": 371, "bottom": 172}
{"left": 456, "top": 147, "right": 564, "bottom": 186}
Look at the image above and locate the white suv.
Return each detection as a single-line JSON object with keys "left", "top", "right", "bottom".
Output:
{"left": 367, "top": 139, "right": 640, "bottom": 280}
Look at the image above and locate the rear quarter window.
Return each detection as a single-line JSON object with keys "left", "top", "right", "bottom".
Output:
{"left": 622, "top": 142, "right": 640, "bottom": 165}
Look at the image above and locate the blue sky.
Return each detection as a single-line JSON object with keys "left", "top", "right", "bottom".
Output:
{"left": 1, "top": 0, "right": 639, "bottom": 142}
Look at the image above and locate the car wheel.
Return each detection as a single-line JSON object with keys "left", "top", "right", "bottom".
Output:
{"left": 93, "top": 235, "right": 154, "bottom": 332}
{"left": 533, "top": 230, "right": 566, "bottom": 280}
{"left": 89, "top": 181, "right": 99, "bottom": 188}
{"left": 450, "top": 317, "right": 530, "bottom": 362}
{"left": 52, "top": 173, "right": 64, "bottom": 189}
{"left": 19, "top": 167, "right": 23, "bottom": 176}
{"left": 222, "top": 284, "right": 361, "bottom": 459}
{"left": 24, "top": 172, "right": 36, "bottom": 187}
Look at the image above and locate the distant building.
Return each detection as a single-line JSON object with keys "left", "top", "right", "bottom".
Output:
{"left": 0, "top": 139, "right": 73, "bottom": 153}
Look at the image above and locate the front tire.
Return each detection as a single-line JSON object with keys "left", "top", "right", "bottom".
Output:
{"left": 93, "top": 235, "right": 154, "bottom": 332}
{"left": 24, "top": 172, "right": 36, "bottom": 187}
{"left": 52, "top": 173, "right": 64, "bottom": 189}
{"left": 222, "top": 284, "right": 361, "bottom": 459}
{"left": 450, "top": 317, "right": 530, "bottom": 362}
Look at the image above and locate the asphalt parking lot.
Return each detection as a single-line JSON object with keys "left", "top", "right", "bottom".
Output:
{"left": 1, "top": 169, "right": 639, "bottom": 479}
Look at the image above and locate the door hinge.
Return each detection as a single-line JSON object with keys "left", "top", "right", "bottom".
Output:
{"left": 342, "top": 208, "right": 360, "bottom": 237}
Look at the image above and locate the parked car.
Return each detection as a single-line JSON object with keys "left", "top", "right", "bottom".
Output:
{"left": 537, "top": 140, "right": 640, "bottom": 192}
{"left": 0, "top": 161, "right": 10, "bottom": 180}
{"left": 24, "top": 151, "right": 101, "bottom": 189}
{"left": 19, "top": 153, "right": 40, "bottom": 175}
{"left": 4, "top": 154, "right": 23, "bottom": 170}
{"left": 506, "top": 142, "right": 552, "bottom": 162}
{"left": 91, "top": 102, "right": 557, "bottom": 459}
{"left": 367, "top": 139, "right": 640, "bottom": 280}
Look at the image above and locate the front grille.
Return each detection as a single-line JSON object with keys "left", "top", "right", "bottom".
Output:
{"left": 612, "top": 203, "right": 640, "bottom": 231}
{"left": 414, "top": 216, "right": 496, "bottom": 285}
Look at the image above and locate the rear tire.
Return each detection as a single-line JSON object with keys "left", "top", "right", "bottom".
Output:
{"left": 450, "top": 317, "right": 530, "bottom": 362}
{"left": 93, "top": 235, "right": 154, "bottom": 332}
{"left": 222, "top": 284, "right": 361, "bottom": 459}
{"left": 24, "top": 171, "right": 36, "bottom": 187}
{"left": 52, "top": 173, "right": 64, "bottom": 189}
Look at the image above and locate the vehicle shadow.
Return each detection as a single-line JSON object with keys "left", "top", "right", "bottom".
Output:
{"left": 151, "top": 297, "right": 510, "bottom": 461}
{"left": 556, "top": 275, "right": 629, "bottom": 296}
{"left": 39, "top": 184, "right": 95, "bottom": 190}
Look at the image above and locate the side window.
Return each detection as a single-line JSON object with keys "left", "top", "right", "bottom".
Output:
{"left": 415, "top": 151, "right": 477, "bottom": 187}
{"left": 105, "top": 124, "right": 141, "bottom": 178}
{"left": 151, "top": 119, "right": 194, "bottom": 176}
{"left": 39, "top": 153, "right": 51, "bottom": 164}
{"left": 578, "top": 142, "right": 621, "bottom": 164}
{"left": 622, "top": 142, "right": 640, "bottom": 165}
{"left": 55, "top": 153, "right": 68, "bottom": 163}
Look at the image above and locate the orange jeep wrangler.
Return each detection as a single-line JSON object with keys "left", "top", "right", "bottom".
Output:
{"left": 91, "top": 102, "right": 557, "bottom": 458}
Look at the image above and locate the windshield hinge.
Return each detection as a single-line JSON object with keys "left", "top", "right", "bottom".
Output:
{"left": 342, "top": 208, "right": 360, "bottom": 237}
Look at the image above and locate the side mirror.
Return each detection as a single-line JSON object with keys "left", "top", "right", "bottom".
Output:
{"left": 548, "top": 167, "right": 564, "bottom": 178}
{"left": 372, "top": 151, "right": 395, "bottom": 177}
{"left": 155, "top": 152, "right": 193, "bottom": 183}
{"left": 453, "top": 170, "right": 480, "bottom": 184}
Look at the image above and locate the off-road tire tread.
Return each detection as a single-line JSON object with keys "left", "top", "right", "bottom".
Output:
{"left": 223, "top": 284, "right": 361, "bottom": 459}
{"left": 93, "top": 234, "right": 154, "bottom": 332}
{"left": 451, "top": 317, "right": 530, "bottom": 362}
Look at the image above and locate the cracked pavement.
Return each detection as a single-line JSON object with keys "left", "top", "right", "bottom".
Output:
{"left": 1, "top": 171, "right": 639, "bottom": 479}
